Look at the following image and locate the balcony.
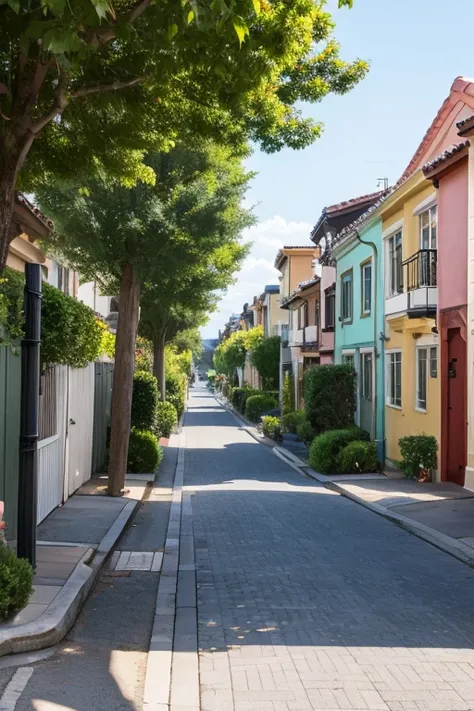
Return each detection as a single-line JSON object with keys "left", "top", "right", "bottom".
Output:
{"left": 402, "top": 249, "right": 437, "bottom": 319}
{"left": 291, "top": 329, "right": 304, "bottom": 347}
{"left": 303, "top": 325, "right": 319, "bottom": 351}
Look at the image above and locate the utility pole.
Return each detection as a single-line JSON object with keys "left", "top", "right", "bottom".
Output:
{"left": 17, "top": 264, "right": 42, "bottom": 567}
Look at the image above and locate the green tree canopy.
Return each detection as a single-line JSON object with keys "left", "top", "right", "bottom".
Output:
{"left": 0, "top": 0, "right": 366, "bottom": 269}
{"left": 250, "top": 334, "right": 280, "bottom": 389}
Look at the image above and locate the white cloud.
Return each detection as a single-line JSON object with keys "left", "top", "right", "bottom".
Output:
{"left": 201, "top": 215, "right": 313, "bottom": 339}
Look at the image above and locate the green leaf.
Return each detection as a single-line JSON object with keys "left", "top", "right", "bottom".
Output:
{"left": 232, "top": 17, "right": 249, "bottom": 47}
{"left": 43, "top": 27, "right": 83, "bottom": 53}
{"left": 338, "top": 0, "right": 353, "bottom": 6}
{"left": 168, "top": 23, "right": 178, "bottom": 39}
{"left": 186, "top": 9, "right": 194, "bottom": 24}
{"left": 251, "top": 0, "right": 260, "bottom": 15}
{"left": 0, "top": 0, "right": 20, "bottom": 12}
{"left": 91, "top": 0, "right": 116, "bottom": 21}
{"left": 41, "top": 0, "right": 66, "bottom": 16}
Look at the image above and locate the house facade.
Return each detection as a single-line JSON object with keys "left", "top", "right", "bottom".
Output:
{"left": 423, "top": 140, "right": 469, "bottom": 487}
{"left": 332, "top": 215, "right": 386, "bottom": 459}
{"left": 275, "top": 246, "right": 319, "bottom": 406}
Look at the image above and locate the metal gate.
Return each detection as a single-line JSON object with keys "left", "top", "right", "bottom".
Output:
{"left": 67, "top": 363, "right": 95, "bottom": 496}
{"left": 92, "top": 362, "right": 113, "bottom": 474}
{"left": 0, "top": 347, "right": 21, "bottom": 541}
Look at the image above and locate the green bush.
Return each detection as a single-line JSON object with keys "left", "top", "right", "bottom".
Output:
{"left": 131, "top": 371, "right": 159, "bottom": 430}
{"left": 127, "top": 428, "right": 163, "bottom": 473}
{"left": 245, "top": 394, "right": 278, "bottom": 422}
{"left": 296, "top": 419, "right": 315, "bottom": 444}
{"left": 282, "top": 410, "right": 306, "bottom": 434}
{"left": 399, "top": 434, "right": 438, "bottom": 479}
{"left": 304, "top": 364, "right": 356, "bottom": 433}
{"left": 282, "top": 371, "right": 294, "bottom": 416}
{"left": 250, "top": 335, "right": 280, "bottom": 389}
{"left": 261, "top": 416, "right": 282, "bottom": 441}
{"left": 337, "top": 440, "right": 378, "bottom": 474}
{"left": 154, "top": 401, "right": 178, "bottom": 438}
{"left": 308, "top": 427, "right": 369, "bottom": 474}
{"left": 231, "top": 387, "right": 255, "bottom": 412}
{"left": 0, "top": 546, "right": 34, "bottom": 622}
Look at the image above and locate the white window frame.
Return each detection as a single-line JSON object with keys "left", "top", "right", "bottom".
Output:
{"left": 429, "top": 345, "right": 438, "bottom": 378}
{"left": 385, "top": 229, "right": 403, "bottom": 298}
{"left": 341, "top": 349, "right": 355, "bottom": 367}
{"left": 386, "top": 349, "right": 402, "bottom": 409}
{"left": 415, "top": 345, "right": 428, "bottom": 412}
{"left": 340, "top": 269, "right": 353, "bottom": 323}
{"left": 360, "top": 349, "right": 374, "bottom": 401}
{"left": 361, "top": 260, "right": 372, "bottom": 315}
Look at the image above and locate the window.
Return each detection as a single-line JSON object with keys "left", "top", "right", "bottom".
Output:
{"left": 430, "top": 346, "right": 438, "bottom": 378}
{"left": 298, "top": 303, "right": 308, "bottom": 330}
{"left": 325, "top": 287, "right": 335, "bottom": 330}
{"left": 341, "top": 270, "right": 353, "bottom": 323}
{"left": 420, "top": 205, "right": 437, "bottom": 250}
{"left": 361, "top": 260, "right": 372, "bottom": 315}
{"left": 387, "top": 351, "right": 402, "bottom": 408}
{"left": 388, "top": 231, "right": 403, "bottom": 296}
{"left": 342, "top": 353, "right": 354, "bottom": 367}
{"left": 416, "top": 347, "right": 428, "bottom": 411}
{"left": 315, "top": 299, "right": 320, "bottom": 334}
{"left": 361, "top": 352, "right": 373, "bottom": 401}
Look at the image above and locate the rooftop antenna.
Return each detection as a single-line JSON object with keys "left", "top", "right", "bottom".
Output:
{"left": 377, "top": 177, "right": 389, "bottom": 191}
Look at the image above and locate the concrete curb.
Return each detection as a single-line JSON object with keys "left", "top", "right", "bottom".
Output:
{"left": 0, "top": 498, "right": 142, "bottom": 658}
{"left": 272, "top": 446, "right": 474, "bottom": 567}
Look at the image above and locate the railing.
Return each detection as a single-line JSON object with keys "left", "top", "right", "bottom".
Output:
{"left": 402, "top": 249, "right": 437, "bottom": 317}
{"left": 402, "top": 249, "right": 437, "bottom": 291}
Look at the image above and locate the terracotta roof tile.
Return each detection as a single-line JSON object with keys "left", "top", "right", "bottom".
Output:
{"left": 274, "top": 245, "right": 316, "bottom": 269}
{"left": 325, "top": 190, "right": 386, "bottom": 215}
{"left": 327, "top": 189, "right": 392, "bottom": 254}
{"left": 16, "top": 193, "right": 53, "bottom": 229}
{"left": 422, "top": 140, "right": 470, "bottom": 176}
{"left": 457, "top": 115, "right": 474, "bottom": 135}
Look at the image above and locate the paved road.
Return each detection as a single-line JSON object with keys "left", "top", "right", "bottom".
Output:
{"left": 184, "top": 388, "right": 474, "bottom": 711}
{"left": 5, "top": 387, "right": 474, "bottom": 711}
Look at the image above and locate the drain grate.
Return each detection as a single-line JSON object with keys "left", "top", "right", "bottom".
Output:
{"left": 112, "top": 551, "right": 163, "bottom": 572}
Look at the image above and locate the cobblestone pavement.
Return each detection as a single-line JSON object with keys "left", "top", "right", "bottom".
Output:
{"left": 184, "top": 388, "right": 474, "bottom": 711}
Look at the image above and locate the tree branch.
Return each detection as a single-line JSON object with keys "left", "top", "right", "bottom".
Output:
{"left": 29, "top": 68, "right": 69, "bottom": 135}
{"left": 85, "top": 0, "right": 152, "bottom": 47}
{"left": 72, "top": 76, "right": 143, "bottom": 98}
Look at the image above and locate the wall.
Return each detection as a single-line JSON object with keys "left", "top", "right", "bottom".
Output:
{"left": 320, "top": 265, "right": 335, "bottom": 364}
{"left": 268, "top": 292, "right": 287, "bottom": 334}
{"left": 288, "top": 254, "right": 316, "bottom": 292}
{"left": 438, "top": 161, "right": 468, "bottom": 311}
{"left": 78, "top": 281, "right": 112, "bottom": 319}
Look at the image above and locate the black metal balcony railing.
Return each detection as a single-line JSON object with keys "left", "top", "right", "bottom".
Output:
{"left": 402, "top": 249, "right": 437, "bottom": 291}
{"left": 402, "top": 249, "right": 437, "bottom": 318}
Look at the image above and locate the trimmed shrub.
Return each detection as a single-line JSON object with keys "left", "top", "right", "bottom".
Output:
{"left": 282, "top": 410, "right": 306, "bottom": 434}
{"left": 399, "top": 434, "right": 438, "bottom": 479}
{"left": 237, "top": 388, "right": 258, "bottom": 413}
{"left": 282, "top": 371, "right": 294, "bottom": 416}
{"left": 308, "top": 427, "right": 369, "bottom": 474}
{"left": 250, "top": 335, "right": 280, "bottom": 389}
{"left": 154, "top": 401, "right": 178, "bottom": 438}
{"left": 337, "top": 440, "right": 378, "bottom": 474}
{"left": 261, "top": 416, "right": 282, "bottom": 441}
{"left": 304, "top": 364, "right": 356, "bottom": 433}
{"left": 296, "top": 419, "right": 315, "bottom": 444}
{"left": 166, "top": 371, "right": 187, "bottom": 418}
{"left": 127, "top": 428, "right": 163, "bottom": 473}
{"left": 131, "top": 371, "right": 159, "bottom": 430}
{"left": 0, "top": 546, "right": 34, "bottom": 622}
{"left": 245, "top": 394, "right": 278, "bottom": 422}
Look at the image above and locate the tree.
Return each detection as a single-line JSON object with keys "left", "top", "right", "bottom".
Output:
{"left": 172, "top": 329, "right": 203, "bottom": 358}
{"left": 214, "top": 330, "right": 247, "bottom": 380}
{"left": 37, "top": 141, "right": 252, "bottom": 494}
{"left": 250, "top": 335, "right": 280, "bottom": 389}
{"left": 0, "top": 0, "right": 366, "bottom": 270}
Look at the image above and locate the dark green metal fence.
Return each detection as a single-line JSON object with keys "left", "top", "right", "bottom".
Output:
{"left": 0, "top": 347, "right": 21, "bottom": 543}
{"left": 92, "top": 362, "right": 114, "bottom": 474}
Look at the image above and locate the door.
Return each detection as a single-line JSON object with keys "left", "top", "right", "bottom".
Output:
{"left": 67, "top": 363, "right": 95, "bottom": 496}
{"left": 446, "top": 328, "right": 466, "bottom": 485}
{"left": 359, "top": 352, "right": 373, "bottom": 437}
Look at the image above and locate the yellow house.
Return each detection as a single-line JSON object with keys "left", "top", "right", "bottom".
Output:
{"left": 381, "top": 76, "right": 474, "bottom": 470}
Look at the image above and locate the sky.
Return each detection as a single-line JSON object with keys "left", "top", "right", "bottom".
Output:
{"left": 202, "top": 0, "right": 474, "bottom": 339}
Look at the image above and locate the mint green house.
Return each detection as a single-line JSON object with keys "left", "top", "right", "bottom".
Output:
{"left": 332, "top": 211, "right": 386, "bottom": 460}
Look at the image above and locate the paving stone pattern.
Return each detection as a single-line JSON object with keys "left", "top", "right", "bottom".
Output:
{"left": 184, "top": 389, "right": 474, "bottom": 711}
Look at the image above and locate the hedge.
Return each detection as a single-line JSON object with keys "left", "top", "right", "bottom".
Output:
{"left": 399, "top": 434, "right": 438, "bottom": 479}
{"left": 304, "top": 364, "right": 356, "bottom": 433}
{"left": 154, "top": 401, "right": 178, "bottom": 438}
{"left": 245, "top": 394, "right": 278, "bottom": 422}
{"left": 131, "top": 371, "right": 159, "bottom": 430}
{"left": 127, "top": 428, "right": 163, "bottom": 473}
{"left": 337, "top": 440, "right": 378, "bottom": 474}
{"left": 0, "top": 546, "right": 34, "bottom": 622}
{"left": 308, "top": 427, "right": 369, "bottom": 474}
{"left": 296, "top": 419, "right": 315, "bottom": 444}
{"left": 282, "top": 410, "right": 306, "bottom": 434}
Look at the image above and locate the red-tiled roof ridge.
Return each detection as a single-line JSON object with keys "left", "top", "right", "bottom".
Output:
{"left": 16, "top": 193, "right": 53, "bottom": 229}
{"left": 328, "top": 189, "right": 393, "bottom": 252}
{"left": 422, "top": 140, "right": 470, "bottom": 176}
{"left": 457, "top": 115, "right": 474, "bottom": 136}
{"left": 274, "top": 245, "right": 317, "bottom": 269}
{"left": 399, "top": 76, "right": 474, "bottom": 183}
{"left": 325, "top": 189, "right": 386, "bottom": 215}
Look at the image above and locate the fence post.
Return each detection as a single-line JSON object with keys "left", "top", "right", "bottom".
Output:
{"left": 17, "top": 264, "right": 42, "bottom": 567}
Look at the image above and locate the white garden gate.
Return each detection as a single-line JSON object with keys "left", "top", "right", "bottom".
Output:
{"left": 36, "top": 363, "right": 95, "bottom": 523}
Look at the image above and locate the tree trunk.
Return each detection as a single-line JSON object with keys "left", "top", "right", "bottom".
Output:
{"left": 153, "top": 329, "right": 166, "bottom": 401}
{"left": 0, "top": 176, "right": 15, "bottom": 272}
{"left": 107, "top": 263, "right": 140, "bottom": 496}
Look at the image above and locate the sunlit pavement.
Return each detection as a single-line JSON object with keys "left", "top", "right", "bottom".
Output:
{"left": 185, "top": 388, "right": 474, "bottom": 711}
{"left": 4, "top": 387, "right": 474, "bottom": 710}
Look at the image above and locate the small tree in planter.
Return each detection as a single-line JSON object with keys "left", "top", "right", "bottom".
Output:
{"left": 399, "top": 435, "right": 438, "bottom": 482}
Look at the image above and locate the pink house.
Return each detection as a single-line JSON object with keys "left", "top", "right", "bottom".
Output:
{"left": 423, "top": 140, "right": 469, "bottom": 485}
